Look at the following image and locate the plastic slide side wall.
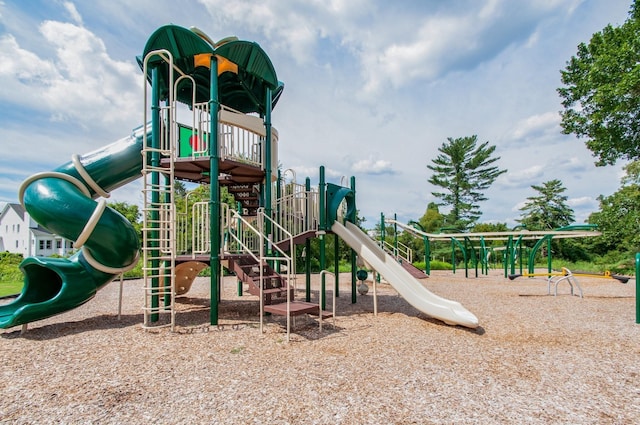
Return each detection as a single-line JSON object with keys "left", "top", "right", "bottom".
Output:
{"left": 0, "top": 127, "right": 147, "bottom": 329}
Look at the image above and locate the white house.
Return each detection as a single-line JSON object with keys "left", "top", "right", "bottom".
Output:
{"left": 0, "top": 203, "right": 74, "bottom": 257}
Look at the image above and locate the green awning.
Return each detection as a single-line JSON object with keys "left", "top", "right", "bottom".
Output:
{"left": 138, "top": 24, "right": 283, "bottom": 114}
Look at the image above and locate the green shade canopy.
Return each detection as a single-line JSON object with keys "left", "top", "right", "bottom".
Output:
{"left": 139, "top": 24, "right": 283, "bottom": 114}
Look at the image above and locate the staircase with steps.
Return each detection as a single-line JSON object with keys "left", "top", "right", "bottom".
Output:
{"left": 223, "top": 183, "right": 261, "bottom": 216}
{"left": 225, "top": 254, "right": 331, "bottom": 318}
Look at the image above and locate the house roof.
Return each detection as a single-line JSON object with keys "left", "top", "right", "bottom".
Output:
{"left": 0, "top": 203, "right": 25, "bottom": 220}
{"left": 31, "top": 228, "right": 55, "bottom": 237}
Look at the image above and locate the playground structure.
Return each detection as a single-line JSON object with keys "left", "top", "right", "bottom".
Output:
{"left": 381, "top": 214, "right": 603, "bottom": 279}
{"left": 0, "top": 24, "right": 479, "bottom": 337}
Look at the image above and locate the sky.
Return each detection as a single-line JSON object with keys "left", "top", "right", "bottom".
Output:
{"left": 0, "top": 0, "right": 634, "bottom": 229}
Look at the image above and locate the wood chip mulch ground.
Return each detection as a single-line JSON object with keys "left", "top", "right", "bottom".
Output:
{"left": 1, "top": 269, "right": 639, "bottom": 424}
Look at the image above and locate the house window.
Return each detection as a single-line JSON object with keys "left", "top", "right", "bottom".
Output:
{"left": 16, "top": 241, "right": 19, "bottom": 248}
{"left": 16, "top": 224, "right": 19, "bottom": 233}
{"left": 56, "top": 240, "right": 62, "bottom": 249}
{"left": 39, "top": 240, "right": 45, "bottom": 250}
{"left": 46, "top": 240, "right": 52, "bottom": 250}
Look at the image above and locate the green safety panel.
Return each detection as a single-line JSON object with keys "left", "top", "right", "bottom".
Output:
{"left": 178, "top": 124, "right": 208, "bottom": 157}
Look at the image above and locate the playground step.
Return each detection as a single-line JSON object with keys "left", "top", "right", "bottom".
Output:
{"left": 263, "top": 301, "right": 323, "bottom": 317}
{"left": 224, "top": 183, "right": 261, "bottom": 215}
{"left": 226, "top": 254, "right": 293, "bottom": 305}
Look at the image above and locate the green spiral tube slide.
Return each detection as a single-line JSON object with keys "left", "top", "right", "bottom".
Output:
{"left": 0, "top": 126, "right": 147, "bottom": 329}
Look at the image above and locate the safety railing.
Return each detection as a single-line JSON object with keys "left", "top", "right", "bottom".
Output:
{"left": 381, "top": 239, "right": 413, "bottom": 264}
{"left": 178, "top": 103, "right": 278, "bottom": 171}
{"left": 273, "top": 182, "right": 320, "bottom": 244}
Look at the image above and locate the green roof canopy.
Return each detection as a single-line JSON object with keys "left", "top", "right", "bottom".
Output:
{"left": 139, "top": 24, "right": 283, "bottom": 114}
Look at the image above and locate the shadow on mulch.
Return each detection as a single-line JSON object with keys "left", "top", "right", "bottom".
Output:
{"left": 1, "top": 313, "right": 143, "bottom": 340}
{"left": 1, "top": 291, "right": 481, "bottom": 340}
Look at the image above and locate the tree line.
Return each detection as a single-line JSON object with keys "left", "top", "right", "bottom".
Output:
{"left": 391, "top": 1, "right": 640, "bottom": 272}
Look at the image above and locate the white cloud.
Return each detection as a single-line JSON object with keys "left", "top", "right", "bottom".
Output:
{"left": 351, "top": 157, "right": 395, "bottom": 175}
{"left": 0, "top": 21, "right": 140, "bottom": 129}
{"left": 557, "top": 156, "right": 589, "bottom": 172}
{"left": 63, "top": 1, "right": 83, "bottom": 25}
{"left": 510, "top": 111, "right": 560, "bottom": 140}
{"left": 497, "top": 164, "right": 545, "bottom": 189}
{"left": 568, "top": 196, "right": 596, "bottom": 208}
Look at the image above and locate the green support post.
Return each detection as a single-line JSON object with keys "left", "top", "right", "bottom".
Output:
{"left": 319, "top": 166, "right": 326, "bottom": 311}
{"left": 334, "top": 234, "right": 340, "bottom": 297}
{"left": 237, "top": 201, "right": 243, "bottom": 297}
{"left": 264, "top": 88, "right": 273, "bottom": 261}
{"left": 451, "top": 239, "right": 456, "bottom": 274}
{"left": 547, "top": 237, "right": 552, "bottom": 275}
{"left": 163, "top": 175, "right": 171, "bottom": 308}
{"left": 209, "top": 55, "right": 220, "bottom": 326}
{"left": 305, "top": 177, "right": 311, "bottom": 302}
{"left": 424, "top": 236, "right": 430, "bottom": 275}
{"left": 636, "top": 253, "right": 640, "bottom": 324}
{"left": 393, "top": 213, "right": 398, "bottom": 259}
{"left": 505, "top": 235, "right": 512, "bottom": 278}
{"left": 350, "top": 176, "right": 357, "bottom": 304}
{"left": 150, "top": 67, "right": 160, "bottom": 322}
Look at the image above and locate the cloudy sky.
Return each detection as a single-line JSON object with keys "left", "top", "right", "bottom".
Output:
{"left": 0, "top": 0, "right": 633, "bottom": 229}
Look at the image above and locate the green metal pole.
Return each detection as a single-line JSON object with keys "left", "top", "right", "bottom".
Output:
{"left": 305, "top": 177, "right": 311, "bottom": 302}
{"left": 451, "top": 239, "right": 456, "bottom": 274}
{"left": 636, "top": 252, "right": 640, "bottom": 323}
{"left": 319, "top": 166, "right": 326, "bottom": 311}
{"left": 150, "top": 67, "right": 160, "bottom": 322}
{"left": 209, "top": 55, "right": 220, "bottom": 326}
{"left": 424, "top": 236, "right": 430, "bottom": 275}
{"left": 505, "top": 235, "right": 512, "bottom": 278}
{"left": 518, "top": 240, "right": 523, "bottom": 275}
{"left": 393, "top": 213, "right": 398, "bottom": 259}
{"left": 264, "top": 88, "right": 273, "bottom": 260}
{"left": 463, "top": 237, "right": 469, "bottom": 278}
{"left": 334, "top": 233, "right": 340, "bottom": 297}
{"left": 350, "top": 176, "right": 357, "bottom": 304}
{"left": 547, "top": 237, "right": 552, "bottom": 274}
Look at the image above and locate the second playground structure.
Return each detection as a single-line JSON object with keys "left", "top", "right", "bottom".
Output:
{"left": 0, "top": 24, "right": 479, "bottom": 335}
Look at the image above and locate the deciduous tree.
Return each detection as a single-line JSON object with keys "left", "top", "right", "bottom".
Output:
{"left": 558, "top": 1, "right": 640, "bottom": 165}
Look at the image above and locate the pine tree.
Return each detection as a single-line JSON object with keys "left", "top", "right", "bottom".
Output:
{"left": 427, "top": 135, "right": 506, "bottom": 230}
{"left": 518, "top": 179, "right": 575, "bottom": 230}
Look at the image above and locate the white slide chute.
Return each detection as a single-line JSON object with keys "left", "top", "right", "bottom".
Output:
{"left": 332, "top": 221, "right": 479, "bottom": 328}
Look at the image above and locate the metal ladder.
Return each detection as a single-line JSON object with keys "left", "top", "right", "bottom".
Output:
{"left": 141, "top": 49, "right": 178, "bottom": 330}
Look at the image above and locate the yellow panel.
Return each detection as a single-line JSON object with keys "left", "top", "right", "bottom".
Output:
{"left": 194, "top": 53, "right": 212, "bottom": 68}
{"left": 193, "top": 54, "right": 238, "bottom": 75}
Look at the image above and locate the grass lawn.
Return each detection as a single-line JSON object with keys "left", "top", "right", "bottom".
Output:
{"left": 0, "top": 281, "right": 23, "bottom": 298}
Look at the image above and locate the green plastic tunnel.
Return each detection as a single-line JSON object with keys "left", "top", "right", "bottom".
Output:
{"left": 0, "top": 126, "right": 147, "bottom": 329}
